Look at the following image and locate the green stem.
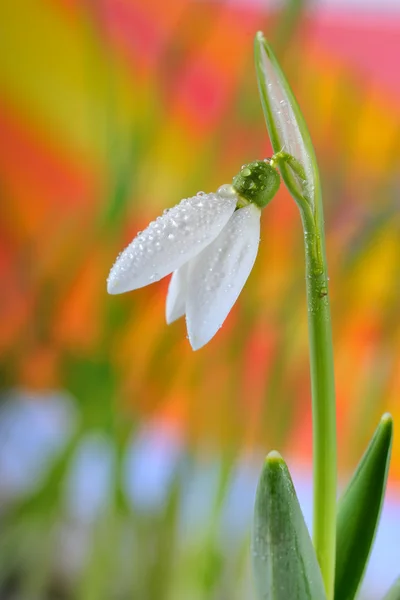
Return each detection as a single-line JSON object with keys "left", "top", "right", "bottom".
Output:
{"left": 272, "top": 150, "right": 337, "bottom": 599}
{"left": 302, "top": 212, "right": 337, "bottom": 600}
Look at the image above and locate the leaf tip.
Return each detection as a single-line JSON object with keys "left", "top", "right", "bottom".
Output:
{"left": 381, "top": 412, "right": 393, "bottom": 427}
{"left": 255, "top": 31, "right": 271, "bottom": 57}
{"left": 255, "top": 30, "right": 265, "bottom": 42}
{"left": 379, "top": 412, "right": 394, "bottom": 445}
{"left": 266, "top": 450, "right": 284, "bottom": 463}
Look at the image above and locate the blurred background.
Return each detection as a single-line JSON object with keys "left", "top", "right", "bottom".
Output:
{"left": 0, "top": 0, "right": 399, "bottom": 598}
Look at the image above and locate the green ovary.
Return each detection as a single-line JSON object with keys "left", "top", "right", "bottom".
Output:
{"left": 232, "top": 160, "right": 280, "bottom": 209}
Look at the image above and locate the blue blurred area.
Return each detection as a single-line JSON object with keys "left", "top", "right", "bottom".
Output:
{"left": 0, "top": 390, "right": 398, "bottom": 599}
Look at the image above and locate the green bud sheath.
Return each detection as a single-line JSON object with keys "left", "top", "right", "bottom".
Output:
{"left": 232, "top": 160, "right": 280, "bottom": 209}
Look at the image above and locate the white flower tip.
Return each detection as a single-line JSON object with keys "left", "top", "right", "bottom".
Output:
{"left": 187, "top": 333, "right": 206, "bottom": 351}
{"left": 165, "top": 267, "right": 187, "bottom": 324}
{"left": 188, "top": 324, "right": 220, "bottom": 350}
{"left": 107, "top": 276, "right": 118, "bottom": 295}
{"left": 107, "top": 269, "right": 125, "bottom": 295}
{"left": 187, "top": 318, "right": 220, "bottom": 351}
{"left": 166, "top": 307, "right": 184, "bottom": 325}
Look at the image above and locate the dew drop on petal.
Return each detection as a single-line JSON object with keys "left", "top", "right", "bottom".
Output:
{"left": 217, "top": 184, "right": 236, "bottom": 198}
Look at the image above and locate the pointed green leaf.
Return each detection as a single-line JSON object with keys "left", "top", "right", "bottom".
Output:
{"left": 254, "top": 31, "right": 320, "bottom": 210}
{"left": 252, "top": 451, "right": 326, "bottom": 600}
{"left": 382, "top": 576, "right": 400, "bottom": 600}
{"left": 335, "top": 413, "right": 393, "bottom": 600}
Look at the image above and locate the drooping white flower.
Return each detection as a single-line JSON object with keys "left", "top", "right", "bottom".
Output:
{"left": 107, "top": 161, "right": 280, "bottom": 350}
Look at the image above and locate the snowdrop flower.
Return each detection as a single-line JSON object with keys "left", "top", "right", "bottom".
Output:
{"left": 107, "top": 160, "right": 280, "bottom": 350}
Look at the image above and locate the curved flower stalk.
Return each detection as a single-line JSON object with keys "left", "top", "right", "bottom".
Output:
{"left": 251, "top": 32, "right": 397, "bottom": 600}
{"left": 108, "top": 161, "right": 280, "bottom": 350}
{"left": 254, "top": 32, "right": 337, "bottom": 600}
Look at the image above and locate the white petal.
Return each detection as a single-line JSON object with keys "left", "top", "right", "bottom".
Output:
{"left": 186, "top": 204, "right": 261, "bottom": 350}
{"left": 107, "top": 188, "right": 237, "bottom": 294}
{"left": 166, "top": 264, "right": 188, "bottom": 324}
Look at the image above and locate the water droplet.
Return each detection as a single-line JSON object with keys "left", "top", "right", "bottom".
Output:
{"left": 242, "top": 167, "right": 251, "bottom": 177}
{"left": 217, "top": 184, "right": 236, "bottom": 197}
{"left": 168, "top": 233, "right": 174, "bottom": 240}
